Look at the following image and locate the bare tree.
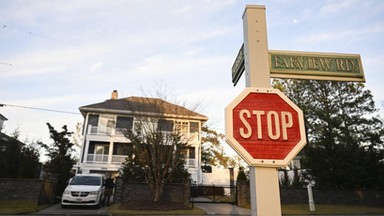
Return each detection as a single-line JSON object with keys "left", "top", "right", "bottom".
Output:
{"left": 119, "top": 97, "right": 195, "bottom": 202}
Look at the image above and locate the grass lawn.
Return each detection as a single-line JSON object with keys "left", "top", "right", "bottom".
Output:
{"left": 108, "top": 203, "right": 384, "bottom": 215}
{"left": 108, "top": 203, "right": 206, "bottom": 215}
{"left": 282, "top": 204, "right": 384, "bottom": 215}
{"left": 0, "top": 200, "right": 49, "bottom": 214}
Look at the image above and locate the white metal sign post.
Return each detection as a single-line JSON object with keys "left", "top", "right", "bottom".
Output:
{"left": 243, "top": 5, "right": 281, "bottom": 216}
{"left": 227, "top": 4, "right": 365, "bottom": 216}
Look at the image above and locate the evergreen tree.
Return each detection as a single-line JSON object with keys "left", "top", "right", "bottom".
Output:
{"left": 39, "top": 123, "right": 76, "bottom": 195}
{"left": 0, "top": 130, "right": 22, "bottom": 178}
{"left": 0, "top": 130, "right": 40, "bottom": 178}
{"left": 275, "top": 79, "right": 384, "bottom": 189}
{"left": 236, "top": 167, "right": 248, "bottom": 181}
{"left": 18, "top": 142, "right": 41, "bottom": 178}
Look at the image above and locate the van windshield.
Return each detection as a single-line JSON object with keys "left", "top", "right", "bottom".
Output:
{"left": 70, "top": 176, "right": 101, "bottom": 186}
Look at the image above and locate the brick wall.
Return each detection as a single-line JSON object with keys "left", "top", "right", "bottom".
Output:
{"left": 0, "top": 177, "right": 57, "bottom": 205}
{"left": 114, "top": 178, "right": 190, "bottom": 205}
{"left": 236, "top": 180, "right": 250, "bottom": 207}
{"left": 0, "top": 178, "right": 42, "bottom": 200}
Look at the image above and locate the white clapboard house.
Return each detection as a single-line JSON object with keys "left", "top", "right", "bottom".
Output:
{"left": 76, "top": 90, "right": 208, "bottom": 183}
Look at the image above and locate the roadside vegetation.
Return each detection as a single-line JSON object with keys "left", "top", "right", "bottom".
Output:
{"left": 0, "top": 200, "right": 48, "bottom": 214}
{"left": 282, "top": 204, "right": 384, "bottom": 215}
{"left": 274, "top": 80, "right": 384, "bottom": 189}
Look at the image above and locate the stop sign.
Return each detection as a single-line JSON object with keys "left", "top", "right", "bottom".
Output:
{"left": 225, "top": 88, "right": 306, "bottom": 167}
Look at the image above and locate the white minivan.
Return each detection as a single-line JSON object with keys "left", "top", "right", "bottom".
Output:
{"left": 61, "top": 174, "right": 105, "bottom": 208}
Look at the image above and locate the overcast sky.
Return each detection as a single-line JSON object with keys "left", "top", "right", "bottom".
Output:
{"left": 1, "top": 0, "right": 383, "bottom": 155}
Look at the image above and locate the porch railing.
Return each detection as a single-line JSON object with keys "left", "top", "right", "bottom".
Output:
{"left": 86, "top": 154, "right": 128, "bottom": 164}
{"left": 85, "top": 153, "right": 195, "bottom": 167}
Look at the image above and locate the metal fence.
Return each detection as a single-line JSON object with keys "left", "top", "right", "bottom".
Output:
{"left": 190, "top": 184, "right": 236, "bottom": 204}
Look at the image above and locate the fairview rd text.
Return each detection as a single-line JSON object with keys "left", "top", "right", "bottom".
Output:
{"left": 268, "top": 51, "right": 364, "bottom": 82}
{"left": 271, "top": 54, "right": 360, "bottom": 73}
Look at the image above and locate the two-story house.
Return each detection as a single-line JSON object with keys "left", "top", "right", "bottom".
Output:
{"left": 77, "top": 90, "right": 208, "bottom": 184}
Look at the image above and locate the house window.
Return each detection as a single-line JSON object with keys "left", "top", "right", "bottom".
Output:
{"left": 99, "top": 115, "right": 115, "bottom": 134}
{"left": 187, "top": 146, "right": 195, "bottom": 159}
{"left": 88, "top": 141, "right": 109, "bottom": 154}
{"left": 113, "top": 142, "right": 133, "bottom": 155}
{"left": 190, "top": 122, "right": 199, "bottom": 133}
{"left": 116, "top": 116, "right": 133, "bottom": 135}
{"left": 158, "top": 119, "right": 174, "bottom": 132}
{"left": 134, "top": 118, "right": 157, "bottom": 136}
{"left": 88, "top": 114, "right": 99, "bottom": 126}
{"left": 88, "top": 115, "right": 99, "bottom": 133}
{"left": 175, "top": 121, "right": 188, "bottom": 134}
{"left": 116, "top": 116, "right": 133, "bottom": 130}
{"left": 186, "top": 146, "right": 196, "bottom": 167}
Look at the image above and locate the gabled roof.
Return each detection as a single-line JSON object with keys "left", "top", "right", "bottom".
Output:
{"left": 79, "top": 96, "right": 208, "bottom": 121}
{"left": 0, "top": 132, "right": 25, "bottom": 146}
{"left": 0, "top": 113, "right": 8, "bottom": 121}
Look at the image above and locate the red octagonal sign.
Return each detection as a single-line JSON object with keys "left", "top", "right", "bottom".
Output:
{"left": 225, "top": 88, "right": 306, "bottom": 167}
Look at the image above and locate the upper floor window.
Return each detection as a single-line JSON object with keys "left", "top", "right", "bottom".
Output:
{"left": 88, "top": 114, "right": 99, "bottom": 126}
{"left": 116, "top": 116, "right": 133, "bottom": 130}
{"left": 86, "top": 113, "right": 201, "bottom": 139}
{"left": 175, "top": 121, "right": 188, "bottom": 134}
{"left": 97, "top": 115, "right": 115, "bottom": 134}
{"left": 190, "top": 122, "right": 199, "bottom": 133}
{"left": 158, "top": 119, "right": 174, "bottom": 132}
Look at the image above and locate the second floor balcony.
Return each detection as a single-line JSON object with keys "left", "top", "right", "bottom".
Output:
{"left": 86, "top": 125, "right": 200, "bottom": 143}
{"left": 85, "top": 153, "right": 197, "bottom": 168}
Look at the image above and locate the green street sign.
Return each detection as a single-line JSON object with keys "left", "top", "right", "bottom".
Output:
{"left": 269, "top": 50, "right": 365, "bottom": 82}
{"left": 232, "top": 44, "right": 245, "bottom": 86}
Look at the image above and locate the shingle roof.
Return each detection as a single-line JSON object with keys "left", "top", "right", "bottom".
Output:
{"left": 79, "top": 96, "right": 208, "bottom": 121}
{"left": 0, "top": 132, "right": 25, "bottom": 146}
{"left": 0, "top": 113, "right": 7, "bottom": 121}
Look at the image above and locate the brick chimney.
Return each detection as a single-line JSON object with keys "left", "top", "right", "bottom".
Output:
{"left": 111, "top": 90, "right": 118, "bottom": 100}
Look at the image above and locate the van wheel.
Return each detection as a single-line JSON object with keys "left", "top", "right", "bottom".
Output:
{"left": 94, "top": 199, "right": 102, "bottom": 209}
{"left": 61, "top": 204, "right": 68, "bottom": 209}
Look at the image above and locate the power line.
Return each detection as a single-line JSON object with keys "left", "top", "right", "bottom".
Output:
{"left": 2, "top": 24, "right": 143, "bottom": 70}
{"left": 2, "top": 24, "right": 139, "bottom": 63}
{"left": 3, "top": 24, "right": 101, "bottom": 52}
{"left": 0, "top": 62, "right": 12, "bottom": 66}
{"left": 0, "top": 103, "right": 80, "bottom": 115}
